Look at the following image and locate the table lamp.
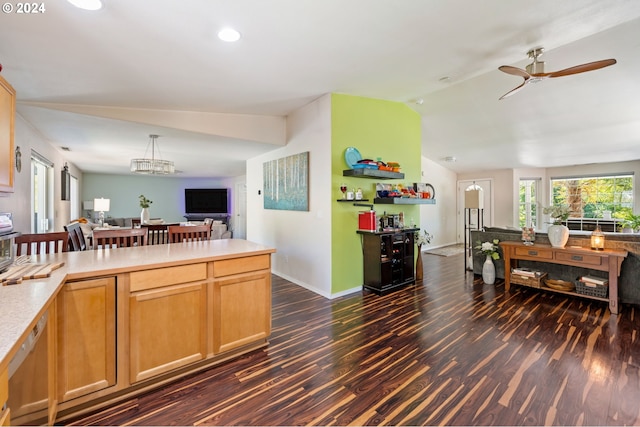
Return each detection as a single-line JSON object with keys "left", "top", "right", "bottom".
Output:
{"left": 591, "top": 226, "right": 605, "bottom": 250}
{"left": 94, "top": 198, "right": 110, "bottom": 227}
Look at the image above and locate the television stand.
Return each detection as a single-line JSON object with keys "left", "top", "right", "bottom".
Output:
{"left": 184, "top": 213, "right": 230, "bottom": 224}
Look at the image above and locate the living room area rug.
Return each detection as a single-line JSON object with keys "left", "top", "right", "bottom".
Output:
{"left": 423, "top": 244, "right": 466, "bottom": 257}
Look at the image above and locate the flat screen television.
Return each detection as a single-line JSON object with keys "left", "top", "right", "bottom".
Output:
{"left": 185, "top": 188, "right": 228, "bottom": 214}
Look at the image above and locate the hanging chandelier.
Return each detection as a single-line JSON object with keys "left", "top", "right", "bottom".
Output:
{"left": 130, "top": 134, "right": 175, "bottom": 175}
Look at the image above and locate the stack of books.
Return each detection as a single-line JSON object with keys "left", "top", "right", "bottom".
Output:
{"left": 578, "top": 275, "right": 609, "bottom": 286}
{"left": 512, "top": 267, "right": 544, "bottom": 278}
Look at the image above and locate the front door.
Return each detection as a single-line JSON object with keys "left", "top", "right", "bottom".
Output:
{"left": 456, "top": 179, "right": 493, "bottom": 244}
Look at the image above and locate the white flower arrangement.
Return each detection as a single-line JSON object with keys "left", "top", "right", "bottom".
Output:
{"left": 415, "top": 229, "right": 433, "bottom": 246}
{"left": 543, "top": 204, "right": 570, "bottom": 225}
{"left": 475, "top": 239, "right": 500, "bottom": 260}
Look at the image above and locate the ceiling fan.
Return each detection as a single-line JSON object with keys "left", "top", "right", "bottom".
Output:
{"left": 498, "top": 47, "right": 616, "bottom": 100}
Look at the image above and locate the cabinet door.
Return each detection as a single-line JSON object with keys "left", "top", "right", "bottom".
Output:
{"left": 57, "top": 277, "right": 116, "bottom": 402}
{"left": 213, "top": 270, "right": 271, "bottom": 354}
{"left": 0, "top": 367, "right": 9, "bottom": 426}
{"left": 0, "top": 74, "right": 15, "bottom": 193}
{"left": 129, "top": 282, "right": 207, "bottom": 383}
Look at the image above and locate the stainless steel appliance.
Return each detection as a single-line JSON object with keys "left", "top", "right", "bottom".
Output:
{"left": 0, "top": 213, "right": 18, "bottom": 273}
{"left": 8, "top": 311, "right": 50, "bottom": 425}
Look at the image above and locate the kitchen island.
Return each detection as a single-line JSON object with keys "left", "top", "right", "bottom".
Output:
{"left": 0, "top": 239, "right": 275, "bottom": 425}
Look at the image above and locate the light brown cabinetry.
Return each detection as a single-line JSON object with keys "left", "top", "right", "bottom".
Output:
{"left": 129, "top": 264, "right": 208, "bottom": 383}
{"left": 212, "top": 255, "right": 271, "bottom": 354}
{"left": 213, "top": 267, "right": 271, "bottom": 353}
{"left": 0, "top": 74, "right": 15, "bottom": 193}
{"left": 57, "top": 277, "right": 116, "bottom": 402}
{"left": 0, "top": 367, "right": 9, "bottom": 426}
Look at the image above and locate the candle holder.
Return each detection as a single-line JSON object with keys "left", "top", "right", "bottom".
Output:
{"left": 591, "top": 226, "right": 605, "bottom": 250}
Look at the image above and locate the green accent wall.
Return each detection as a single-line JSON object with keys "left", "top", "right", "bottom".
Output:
{"left": 331, "top": 94, "right": 422, "bottom": 294}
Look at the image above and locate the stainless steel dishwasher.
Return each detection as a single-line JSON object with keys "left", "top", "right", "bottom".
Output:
{"left": 7, "top": 310, "right": 50, "bottom": 425}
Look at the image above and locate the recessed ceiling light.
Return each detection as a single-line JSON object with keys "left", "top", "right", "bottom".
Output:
{"left": 67, "top": 0, "right": 102, "bottom": 10}
{"left": 217, "top": 27, "right": 241, "bottom": 42}
{"left": 444, "top": 156, "right": 457, "bottom": 162}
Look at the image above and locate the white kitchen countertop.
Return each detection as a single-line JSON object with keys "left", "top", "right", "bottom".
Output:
{"left": 0, "top": 239, "right": 275, "bottom": 371}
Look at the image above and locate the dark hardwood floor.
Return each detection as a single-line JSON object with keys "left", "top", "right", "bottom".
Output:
{"left": 67, "top": 252, "right": 640, "bottom": 426}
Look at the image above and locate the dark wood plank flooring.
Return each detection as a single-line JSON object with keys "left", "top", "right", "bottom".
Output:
{"left": 66, "top": 252, "right": 640, "bottom": 426}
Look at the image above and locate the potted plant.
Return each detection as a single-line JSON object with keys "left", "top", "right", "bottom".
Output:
{"left": 475, "top": 239, "right": 500, "bottom": 285}
{"left": 414, "top": 229, "right": 433, "bottom": 282}
{"left": 139, "top": 195, "right": 152, "bottom": 224}
{"left": 624, "top": 213, "right": 640, "bottom": 233}
{"left": 543, "top": 205, "right": 571, "bottom": 248}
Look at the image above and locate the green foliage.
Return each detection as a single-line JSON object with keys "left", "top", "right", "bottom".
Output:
{"left": 139, "top": 194, "right": 152, "bottom": 208}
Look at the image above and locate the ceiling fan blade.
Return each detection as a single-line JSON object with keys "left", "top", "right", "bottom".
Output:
{"left": 547, "top": 59, "right": 617, "bottom": 78}
{"left": 499, "top": 80, "right": 528, "bottom": 100}
{"left": 498, "top": 65, "right": 531, "bottom": 79}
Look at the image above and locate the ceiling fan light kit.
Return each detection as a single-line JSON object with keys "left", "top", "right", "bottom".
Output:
{"left": 498, "top": 47, "right": 616, "bottom": 100}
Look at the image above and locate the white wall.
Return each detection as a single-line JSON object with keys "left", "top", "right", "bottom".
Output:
{"left": 458, "top": 169, "right": 514, "bottom": 227}
{"left": 0, "top": 114, "right": 81, "bottom": 233}
{"left": 464, "top": 160, "right": 640, "bottom": 231}
{"left": 246, "top": 94, "right": 332, "bottom": 296}
{"left": 420, "top": 157, "right": 458, "bottom": 248}
{"left": 82, "top": 174, "right": 234, "bottom": 223}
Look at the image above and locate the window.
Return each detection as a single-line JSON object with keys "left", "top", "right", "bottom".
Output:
{"left": 519, "top": 179, "right": 539, "bottom": 228}
{"left": 550, "top": 174, "right": 634, "bottom": 218}
{"left": 31, "top": 152, "right": 54, "bottom": 233}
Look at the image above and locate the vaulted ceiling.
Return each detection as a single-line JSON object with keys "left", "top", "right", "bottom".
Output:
{"left": 2, "top": 0, "right": 640, "bottom": 177}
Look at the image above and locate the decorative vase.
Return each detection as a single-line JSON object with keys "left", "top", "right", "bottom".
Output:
{"left": 416, "top": 244, "right": 423, "bottom": 281}
{"left": 547, "top": 224, "right": 569, "bottom": 248}
{"left": 482, "top": 254, "right": 496, "bottom": 285}
{"left": 141, "top": 207, "right": 150, "bottom": 225}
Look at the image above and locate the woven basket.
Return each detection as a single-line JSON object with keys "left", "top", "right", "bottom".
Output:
{"left": 510, "top": 272, "right": 547, "bottom": 289}
{"left": 575, "top": 280, "right": 608, "bottom": 298}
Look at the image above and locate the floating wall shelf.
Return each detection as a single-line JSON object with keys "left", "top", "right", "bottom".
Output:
{"left": 373, "top": 198, "right": 436, "bottom": 205}
{"left": 342, "top": 169, "right": 404, "bottom": 179}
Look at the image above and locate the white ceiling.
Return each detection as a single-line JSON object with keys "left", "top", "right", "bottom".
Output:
{"left": 2, "top": 0, "right": 640, "bottom": 177}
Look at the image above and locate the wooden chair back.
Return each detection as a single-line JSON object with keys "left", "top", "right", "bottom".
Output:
{"left": 93, "top": 228, "right": 148, "bottom": 249}
{"left": 15, "top": 232, "right": 70, "bottom": 255}
{"left": 145, "top": 224, "right": 170, "bottom": 245}
{"left": 131, "top": 218, "right": 141, "bottom": 228}
{"left": 64, "top": 222, "right": 87, "bottom": 251}
{"left": 167, "top": 225, "right": 211, "bottom": 243}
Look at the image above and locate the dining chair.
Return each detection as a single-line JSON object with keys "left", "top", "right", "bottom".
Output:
{"left": 93, "top": 228, "right": 148, "bottom": 249}
{"left": 167, "top": 224, "right": 211, "bottom": 243}
{"left": 131, "top": 218, "right": 141, "bottom": 228}
{"left": 64, "top": 222, "right": 88, "bottom": 251}
{"left": 15, "top": 232, "right": 70, "bottom": 255}
{"left": 145, "top": 224, "right": 170, "bottom": 245}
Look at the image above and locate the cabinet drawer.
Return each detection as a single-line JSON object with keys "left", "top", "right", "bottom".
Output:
{"left": 130, "top": 263, "right": 207, "bottom": 292}
{"left": 555, "top": 252, "right": 602, "bottom": 266}
{"left": 214, "top": 255, "right": 270, "bottom": 278}
{"left": 514, "top": 247, "right": 553, "bottom": 259}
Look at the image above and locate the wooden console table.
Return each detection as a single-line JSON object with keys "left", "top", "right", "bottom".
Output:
{"left": 500, "top": 241, "right": 628, "bottom": 314}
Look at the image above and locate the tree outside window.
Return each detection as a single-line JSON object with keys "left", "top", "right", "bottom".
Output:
{"left": 550, "top": 174, "right": 633, "bottom": 219}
